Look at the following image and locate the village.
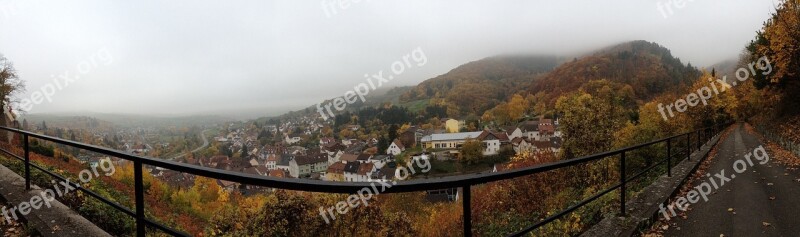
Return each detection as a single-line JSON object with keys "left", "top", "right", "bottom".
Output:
{"left": 136, "top": 113, "right": 563, "bottom": 195}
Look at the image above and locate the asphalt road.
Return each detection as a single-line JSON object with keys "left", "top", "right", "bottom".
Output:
{"left": 168, "top": 129, "right": 210, "bottom": 160}
{"left": 665, "top": 124, "right": 800, "bottom": 237}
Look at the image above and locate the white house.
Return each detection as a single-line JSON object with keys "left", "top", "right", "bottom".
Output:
{"left": 326, "top": 150, "right": 344, "bottom": 165}
{"left": 505, "top": 127, "right": 524, "bottom": 141}
{"left": 520, "top": 121, "right": 540, "bottom": 141}
{"left": 284, "top": 134, "right": 302, "bottom": 145}
{"left": 386, "top": 139, "right": 406, "bottom": 155}
{"left": 477, "top": 131, "right": 508, "bottom": 156}
{"left": 288, "top": 154, "right": 328, "bottom": 178}
{"left": 511, "top": 137, "right": 532, "bottom": 153}
{"left": 369, "top": 155, "right": 393, "bottom": 169}
{"left": 343, "top": 162, "right": 375, "bottom": 182}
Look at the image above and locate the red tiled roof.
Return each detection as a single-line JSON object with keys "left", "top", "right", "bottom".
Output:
{"left": 357, "top": 163, "right": 374, "bottom": 175}
{"left": 391, "top": 139, "right": 405, "bottom": 150}
{"left": 327, "top": 162, "right": 346, "bottom": 174}
{"left": 268, "top": 169, "right": 288, "bottom": 178}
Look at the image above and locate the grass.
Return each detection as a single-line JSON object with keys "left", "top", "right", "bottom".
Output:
{"left": 400, "top": 99, "right": 430, "bottom": 113}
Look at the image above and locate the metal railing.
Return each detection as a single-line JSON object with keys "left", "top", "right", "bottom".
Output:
{"left": 0, "top": 123, "right": 729, "bottom": 237}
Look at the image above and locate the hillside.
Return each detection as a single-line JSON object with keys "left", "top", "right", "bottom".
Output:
{"left": 399, "top": 55, "right": 559, "bottom": 116}
{"left": 529, "top": 40, "right": 700, "bottom": 106}
{"left": 272, "top": 41, "right": 700, "bottom": 121}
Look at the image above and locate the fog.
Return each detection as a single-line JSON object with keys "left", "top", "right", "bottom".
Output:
{"left": 0, "top": 0, "right": 780, "bottom": 118}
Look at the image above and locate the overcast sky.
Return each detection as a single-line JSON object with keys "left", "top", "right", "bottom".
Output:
{"left": 0, "top": 0, "right": 780, "bottom": 118}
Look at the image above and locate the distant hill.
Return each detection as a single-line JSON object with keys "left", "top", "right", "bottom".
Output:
{"left": 271, "top": 41, "right": 700, "bottom": 121}
{"left": 20, "top": 114, "right": 115, "bottom": 131}
{"left": 708, "top": 58, "right": 740, "bottom": 77}
{"left": 22, "top": 113, "right": 232, "bottom": 129}
{"left": 399, "top": 55, "right": 559, "bottom": 116}
{"left": 258, "top": 86, "right": 416, "bottom": 122}
{"left": 529, "top": 40, "right": 700, "bottom": 106}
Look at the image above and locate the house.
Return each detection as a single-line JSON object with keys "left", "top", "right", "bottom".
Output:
{"left": 288, "top": 153, "right": 328, "bottom": 178}
{"left": 511, "top": 137, "right": 532, "bottom": 153}
{"left": 386, "top": 139, "right": 405, "bottom": 155}
{"left": 274, "top": 154, "right": 293, "bottom": 171}
{"left": 421, "top": 131, "right": 483, "bottom": 150}
{"left": 284, "top": 134, "right": 302, "bottom": 144}
{"left": 325, "top": 150, "right": 344, "bottom": 165}
{"left": 538, "top": 119, "right": 556, "bottom": 141}
{"left": 265, "top": 154, "right": 278, "bottom": 169}
{"left": 248, "top": 158, "right": 260, "bottom": 167}
{"left": 369, "top": 155, "right": 393, "bottom": 169}
{"left": 130, "top": 144, "right": 149, "bottom": 154}
{"left": 268, "top": 169, "right": 289, "bottom": 178}
{"left": 356, "top": 153, "right": 372, "bottom": 163}
{"left": 398, "top": 129, "right": 419, "bottom": 149}
{"left": 162, "top": 170, "right": 194, "bottom": 189}
{"left": 343, "top": 162, "right": 360, "bottom": 182}
{"left": 505, "top": 127, "right": 524, "bottom": 141}
{"left": 477, "top": 131, "right": 510, "bottom": 156}
{"left": 340, "top": 153, "right": 359, "bottom": 163}
{"left": 321, "top": 141, "right": 346, "bottom": 153}
{"left": 218, "top": 180, "right": 239, "bottom": 192}
{"left": 520, "top": 121, "right": 540, "bottom": 141}
{"left": 201, "top": 155, "right": 230, "bottom": 168}
{"left": 344, "top": 142, "right": 367, "bottom": 154}
{"left": 346, "top": 125, "right": 361, "bottom": 131}
{"left": 319, "top": 137, "right": 337, "bottom": 147}
{"left": 325, "top": 162, "right": 346, "bottom": 181}
{"left": 531, "top": 141, "right": 556, "bottom": 152}
{"left": 445, "top": 119, "right": 463, "bottom": 133}
{"left": 356, "top": 163, "right": 376, "bottom": 182}
{"left": 371, "top": 162, "right": 397, "bottom": 182}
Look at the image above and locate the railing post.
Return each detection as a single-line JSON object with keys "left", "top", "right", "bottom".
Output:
{"left": 667, "top": 138, "right": 672, "bottom": 177}
{"left": 23, "top": 134, "right": 30, "bottom": 190}
{"left": 697, "top": 130, "right": 701, "bottom": 150}
{"left": 619, "top": 152, "right": 626, "bottom": 216}
{"left": 462, "top": 185, "right": 472, "bottom": 237}
{"left": 686, "top": 133, "right": 691, "bottom": 161}
{"left": 134, "top": 160, "right": 145, "bottom": 237}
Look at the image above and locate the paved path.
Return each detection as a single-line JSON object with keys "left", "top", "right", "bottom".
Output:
{"left": 168, "top": 129, "right": 210, "bottom": 160}
{"left": 665, "top": 124, "right": 800, "bottom": 236}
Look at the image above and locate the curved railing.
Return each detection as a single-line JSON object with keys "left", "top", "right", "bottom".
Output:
{"left": 0, "top": 123, "right": 729, "bottom": 237}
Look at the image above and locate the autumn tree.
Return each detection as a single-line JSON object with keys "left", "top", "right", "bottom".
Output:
{"left": 556, "top": 80, "right": 633, "bottom": 159}
{"left": 0, "top": 55, "right": 23, "bottom": 140}
{"left": 746, "top": 0, "right": 800, "bottom": 115}
{"left": 460, "top": 138, "right": 484, "bottom": 165}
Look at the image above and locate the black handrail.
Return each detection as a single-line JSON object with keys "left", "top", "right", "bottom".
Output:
{"left": 0, "top": 123, "right": 730, "bottom": 237}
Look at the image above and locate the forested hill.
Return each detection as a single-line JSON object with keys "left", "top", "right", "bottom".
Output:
{"left": 274, "top": 41, "right": 701, "bottom": 120}
{"left": 399, "top": 55, "right": 559, "bottom": 116}
{"left": 529, "top": 40, "right": 700, "bottom": 107}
